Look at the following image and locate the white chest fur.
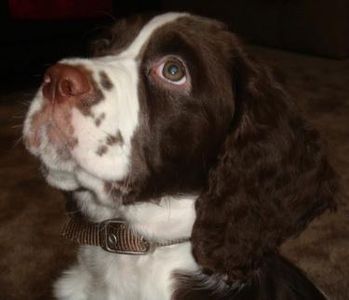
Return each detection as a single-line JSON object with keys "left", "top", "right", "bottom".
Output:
{"left": 54, "top": 194, "right": 199, "bottom": 300}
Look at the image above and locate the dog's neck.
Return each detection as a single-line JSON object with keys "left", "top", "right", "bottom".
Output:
{"left": 73, "top": 189, "right": 197, "bottom": 242}
{"left": 46, "top": 166, "right": 197, "bottom": 242}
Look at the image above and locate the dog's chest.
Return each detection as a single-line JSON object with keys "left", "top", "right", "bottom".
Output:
{"left": 57, "top": 192, "right": 199, "bottom": 300}
{"left": 78, "top": 243, "right": 197, "bottom": 300}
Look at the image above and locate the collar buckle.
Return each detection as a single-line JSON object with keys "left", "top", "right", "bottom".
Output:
{"left": 100, "top": 219, "right": 152, "bottom": 255}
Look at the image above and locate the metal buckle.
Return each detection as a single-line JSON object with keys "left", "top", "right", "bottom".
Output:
{"left": 100, "top": 219, "right": 152, "bottom": 255}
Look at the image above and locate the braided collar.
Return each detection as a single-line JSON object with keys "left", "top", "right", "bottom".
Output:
{"left": 61, "top": 216, "right": 191, "bottom": 255}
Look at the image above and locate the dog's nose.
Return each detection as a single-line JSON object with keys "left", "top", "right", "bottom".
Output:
{"left": 42, "top": 64, "right": 90, "bottom": 102}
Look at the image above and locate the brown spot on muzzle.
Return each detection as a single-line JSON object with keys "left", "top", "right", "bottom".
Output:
{"left": 25, "top": 99, "right": 79, "bottom": 153}
{"left": 72, "top": 66, "right": 105, "bottom": 116}
{"left": 99, "top": 71, "right": 114, "bottom": 90}
{"left": 106, "top": 130, "right": 124, "bottom": 146}
{"left": 96, "top": 145, "right": 108, "bottom": 156}
{"left": 94, "top": 112, "right": 106, "bottom": 127}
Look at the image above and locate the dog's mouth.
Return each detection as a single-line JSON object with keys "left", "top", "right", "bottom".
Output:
{"left": 22, "top": 88, "right": 83, "bottom": 192}
{"left": 24, "top": 97, "right": 77, "bottom": 157}
{"left": 23, "top": 95, "right": 122, "bottom": 198}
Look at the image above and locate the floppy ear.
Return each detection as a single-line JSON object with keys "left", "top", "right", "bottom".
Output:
{"left": 191, "top": 45, "right": 338, "bottom": 281}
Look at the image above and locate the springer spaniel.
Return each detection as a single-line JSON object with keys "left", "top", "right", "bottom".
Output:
{"left": 23, "top": 12, "right": 337, "bottom": 300}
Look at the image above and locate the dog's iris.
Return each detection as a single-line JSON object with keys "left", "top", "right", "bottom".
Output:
{"left": 162, "top": 60, "right": 185, "bottom": 82}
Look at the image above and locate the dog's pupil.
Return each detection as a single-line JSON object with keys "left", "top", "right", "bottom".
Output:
{"left": 163, "top": 61, "right": 184, "bottom": 81}
{"left": 168, "top": 65, "right": 178, "bottom": 75}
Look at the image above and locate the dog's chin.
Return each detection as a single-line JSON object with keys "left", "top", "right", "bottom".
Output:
{"left": 42, "top": 159, "right": 128, "bottom": 208}
{"left": 44, "top": 166, "right": 80, "bottom": 191}
{"left": 26, "top": 130, "right": 126, "bottom": 194}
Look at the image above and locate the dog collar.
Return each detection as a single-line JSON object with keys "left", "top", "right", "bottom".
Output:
{"left": 61, "top": 217, "right": 191, "bottom": 255}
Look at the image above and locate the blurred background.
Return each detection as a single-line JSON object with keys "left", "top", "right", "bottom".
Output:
{"left": 0, "top": 1, "right": 348, "bottom": 299}
{"left": 1, "top": 0, "right": 348, "bottom": 88}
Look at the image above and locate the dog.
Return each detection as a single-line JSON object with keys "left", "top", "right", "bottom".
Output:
{"left": 23, "top": 12, "right": 337, "bottom": 300}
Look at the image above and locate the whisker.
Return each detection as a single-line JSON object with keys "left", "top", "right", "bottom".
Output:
{"left": 12, "top": 115, "right": 25, "bottom": 119}
{"left": 64, "top": 208, "right": 82, "bottom": 216}
{"left": 11, "top": 124, "right": 23, "bottom": 129}
{"left": 12, "top": 136, "right": 23, "bottom": 148}
{"left": 18, "top": 100, "right": 32, "bottom": 107}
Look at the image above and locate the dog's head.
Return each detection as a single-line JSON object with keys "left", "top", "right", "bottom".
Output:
{"left": 23, "top": 13, "right": 337, "bottom": 280}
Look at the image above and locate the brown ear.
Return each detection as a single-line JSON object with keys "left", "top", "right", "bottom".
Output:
{"left": 191, "top": 47, "right": 338, "bottom": 281}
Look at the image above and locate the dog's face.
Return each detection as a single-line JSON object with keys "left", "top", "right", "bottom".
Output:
{"left": 23, "top": 12, "right": 337, "bottom": 280}
{"left": 23, "top": 13, "right": 235, "bottom": 202}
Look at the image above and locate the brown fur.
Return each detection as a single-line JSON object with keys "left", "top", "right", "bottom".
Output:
{"left": 99, "top": 71, "right": 114, "bottom": 90}
{"left": 92, "top": 16, "right": 338, "bottom": 282}
{"left": 3, "top": 14, "right": 344, "bottom": 300}
{"left": 191, "top": 45, "right": 338, "bottom": 280}
{"left": 106, "top": 131, "right": 124, "bottom": 146}
{"left": 75, "top": 66, "right": 105, "bottom": 117}
{"left": 89, "top": 15, "right": 152, "bottom": 57}
{"left": 1, "top": 41, "right": 347, "bottom": 300}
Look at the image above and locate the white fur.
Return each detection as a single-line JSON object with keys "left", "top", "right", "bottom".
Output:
{"left": 23, "top": 13, "right": 199, "bottom": 300}
{"left": 23, "top": 12, "right": 188, "bottom": 185}
{"left": 54, "top": 193, "right": 198, "bottom": 300}
{"left": 23, "top": 90, "right": 44, "bottom": 156}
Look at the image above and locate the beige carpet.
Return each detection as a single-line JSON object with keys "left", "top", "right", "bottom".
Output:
{"left": 1, "top": 46, "right": 348, "bottom": 299}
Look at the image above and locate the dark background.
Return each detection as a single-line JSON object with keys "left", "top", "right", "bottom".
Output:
{"left": 1, "top": 0, "right": 348, "bottom": 90}
{"left": 0, "top": 1, "right": 348, "bottom": 299}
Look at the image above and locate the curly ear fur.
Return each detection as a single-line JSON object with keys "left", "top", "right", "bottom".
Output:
{"left": 191, "top": 44, "right": 338, "bottom": 281}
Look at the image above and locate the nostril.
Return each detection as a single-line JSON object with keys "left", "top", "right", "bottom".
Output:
{"left": 59, "top": 78, "right": 75, "bottom": 97}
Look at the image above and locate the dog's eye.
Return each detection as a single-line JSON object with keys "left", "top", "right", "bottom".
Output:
{"left": 154, "top": 57, "right": 188, "bottom": 86}
{"left": 162, "top": 59, "right": 185, "bottom": 82}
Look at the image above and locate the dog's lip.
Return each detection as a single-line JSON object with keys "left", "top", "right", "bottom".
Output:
{"left": 24, "top": 117, "right": 69, "bottom": 153}
{"left": 24, "top": 100, "right": 77, "bottom": 153}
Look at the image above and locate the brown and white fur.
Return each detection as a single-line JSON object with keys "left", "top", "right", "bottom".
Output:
{"left": 23, "top": 12, "right": 337, "bottom": 300}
